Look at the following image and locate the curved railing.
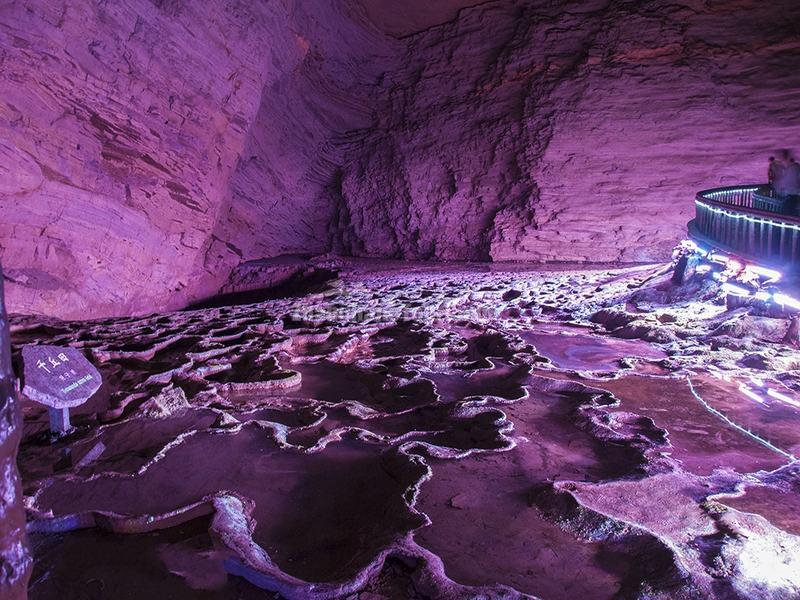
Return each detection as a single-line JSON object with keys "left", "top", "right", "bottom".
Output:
{"left": 689, "top": 184, "right": 800, "bottom": 268}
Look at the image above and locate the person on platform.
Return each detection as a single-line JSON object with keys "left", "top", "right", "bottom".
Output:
{"left": 768, "top": 156, "right": 779, "bottom": 190}
{"left": 785, "top": 158, "right": 800, "bottom": 197}
{"left": 772, "top": 149, "right": 794, "bottom": 198}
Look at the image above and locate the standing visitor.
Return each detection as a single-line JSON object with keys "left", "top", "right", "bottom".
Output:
{"left": 785, "top": 158, "right": 800, "bottom": 214}
{"left": 786, "top": 158, "right": 800, "bottom": 196}
{"left": 768, "top": 156, "right": 779, "bottom": 192}
{"left": 772, "top": 150, "right": 793, "bottom": 198}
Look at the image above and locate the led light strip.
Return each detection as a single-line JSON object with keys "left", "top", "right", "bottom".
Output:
{"left": 738, "top": 383, "right": 766, "bottom": 404}
{"left": 681, "top": 238, "right": 799, "bottom": 308}
{"left": 721, "top": 282, "right": 750, "bottom": 296}
{"left": 767, "top": 388, "right": 800, "bottom": 408}
{"left": 686, "top": 378, "right": 796, "bottom": 461}
{"left": 720, "top": 281, "right": 800, "bottom": 310}
{"left": 695, "top": 199, "right": 800, "bottom": 232}
{"left": 748, "top": 265, "right": 782, "bottom": 280}
{"left": 703, "top": 186, "right": 760, "bottom": 197}
{"left": 773, "top": 292, "right": 800, "bottom": 310}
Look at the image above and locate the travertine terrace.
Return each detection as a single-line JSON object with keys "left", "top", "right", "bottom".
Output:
{"left": 14, "top": 263, "right": 800, "bottom": 599}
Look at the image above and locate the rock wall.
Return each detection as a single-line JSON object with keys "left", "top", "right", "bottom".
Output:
{"left": 1, "top": 0, "right": 264, "bottom": 317}
{"left": 210, "top": 3, "right": 396, "bottom": 272}
{"left": 2, "top": 0, "right": 799, "bottom": 318}
{"left": 332, "top": 0, "right": 800, "bottom": 262}
{"left": 0, "top": 0, "right": 392, "bottom": 319}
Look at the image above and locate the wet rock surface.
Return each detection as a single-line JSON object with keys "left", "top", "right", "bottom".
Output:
{"left": 15, "top": 263, "right": 800, "bottom": 599}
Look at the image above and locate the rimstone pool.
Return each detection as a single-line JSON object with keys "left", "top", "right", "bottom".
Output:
{"left": 15, "top": 264, "right": 800, "bottom": 599}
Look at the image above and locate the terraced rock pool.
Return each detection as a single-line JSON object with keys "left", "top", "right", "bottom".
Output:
{"left": 15, "top": 265, "right": 800, "bottom": 599}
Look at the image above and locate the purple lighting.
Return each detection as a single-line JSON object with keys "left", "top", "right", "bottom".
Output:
{"left": 2, "top": 1, "right": 800, "bottom": 598}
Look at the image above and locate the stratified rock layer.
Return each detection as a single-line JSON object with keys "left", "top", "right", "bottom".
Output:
{"left": 0, "top": 0, "right": 392, "bottom": 318}
{"left": 2, "top": 0, "right": 800, "bottom": 319}
{"left": 333, "top": 0, "right": 800, "bottom": 262}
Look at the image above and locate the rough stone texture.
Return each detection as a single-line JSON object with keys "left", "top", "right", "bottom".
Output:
{"left": 219, "top": 256, "right": 317, "bottom": 297}
{"left": 357, "top": 0, "right": 489, "bottom": 37}
{"left": 2, "top": 0, "right": 800, "bottom": 319}
{"left": 333, "top": 0, "right": 800, "bottom": 262}
{"left": 209, "top": 3, "right": 397, "bottom": 276}
{"left": 0, "top": 272, "right": 31, "bottom": 600}
{"left": 0, "top": 0, "right": 392, "bottom": 319}
{"left": 13, "top": 262, "right": 800, "bottom": 599}
{"left": 1, "top": 0, "right": 266, "bottom": 317}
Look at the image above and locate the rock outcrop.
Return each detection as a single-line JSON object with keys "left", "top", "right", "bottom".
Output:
{"left": 0, "top": 0, "right": 393, "bottom": 318}
{"left": 333, "top": 0, "right": 800, "bottom": 262}
{"left": 1, "top": 0, "right": 267, "bottom": 317}
{"left": 0, "top": 273, "right": 30, "bottom": 600}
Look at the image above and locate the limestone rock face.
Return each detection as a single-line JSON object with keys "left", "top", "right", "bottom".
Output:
{"left": 0, "top": 0, "right": 391, "bottom": 318}
{"left": 208, "top": 3, "right": 397, "bottom": 280}
{"left": 333, "top": 0, "right": 800, "bottom": 262}
{"left": 1, "top": 0, "right": 265, "bottom": 317}
{"left": 2, "top": 0, "right": 800, "bottom": 319}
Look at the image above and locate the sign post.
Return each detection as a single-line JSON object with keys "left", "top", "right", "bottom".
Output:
{"left": 21, "top": 345, "right": 102, "bottom": 435}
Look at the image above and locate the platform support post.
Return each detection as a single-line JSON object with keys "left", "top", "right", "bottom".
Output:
{"left": 48, "top": 407, "right": 71, "bottom": 434}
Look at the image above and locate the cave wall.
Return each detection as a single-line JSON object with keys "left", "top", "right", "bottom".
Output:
{"left": 0, "top": 0, "right": 393, "bottom": 319}
{"left": 2, "top": 0, "right": 799, "bottom": 319}
{"left": 209, "top": 3, "right": 397, "bottom": 271}
{"left": 1, "top": 0, "right": 266, "bottom": 318}
{"left": 333, "top": 0, "right": 800, "bottom": 262}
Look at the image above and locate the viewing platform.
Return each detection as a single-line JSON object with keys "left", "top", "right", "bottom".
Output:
{"left": 688, "top": 184, "right": 800, "bottom": 270}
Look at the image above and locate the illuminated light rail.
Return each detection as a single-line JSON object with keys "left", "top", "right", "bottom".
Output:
{"left": 685, "top": 184, "right": 800, "bottom": 310}
{"left": 686, "top": 378, "right": 796, "bottom": 461}
{"left": 720, "top": 282, "right": 750, "bottom": 297}
{"left": 766, "top": 388, "right": 800, "bottom": 408}
{"left": 773, "top": 292, "right": 800, "bottom": 311}
{"left": 739, "top": 377, "right": 800, "bottom": 411}
{"left": 689, "top": 184, "right": 800, "bottom": 275}
{"left": 748, "top": 265, "right": 782, "bottom": 280}
{"left": 695, "top": 200, "right": 800, "bottom": 233}
{"left": 715, "top": 275, "right": 800, "bottom": 311}
{"left": 738, "top": 383, "right": 766, "bottom": 405}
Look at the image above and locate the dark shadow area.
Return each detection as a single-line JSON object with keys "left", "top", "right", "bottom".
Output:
{"left": 183, "top": 268, "right": 339, "bottom": 310}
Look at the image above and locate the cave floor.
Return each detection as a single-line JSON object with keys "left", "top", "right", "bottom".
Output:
{"left": 13, "top": 263, "right": 800, "bottom": 599}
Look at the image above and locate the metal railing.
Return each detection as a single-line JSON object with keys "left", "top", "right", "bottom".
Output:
{"left": 689, "top": 184, "right": 800, "bottom": 268}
